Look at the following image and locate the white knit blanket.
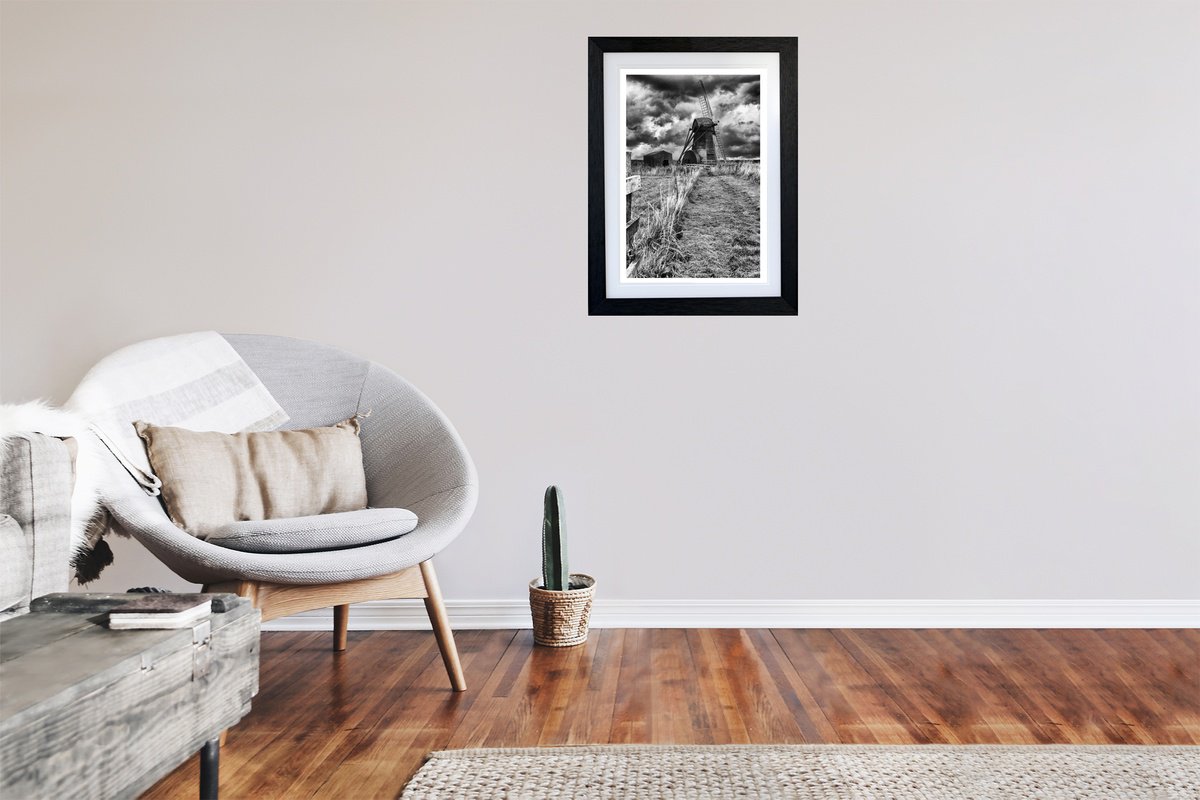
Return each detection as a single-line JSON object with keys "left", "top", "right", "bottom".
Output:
{"left": 1, "top": 333, "right": 287, "bottom": 560}
{"left": 66, "top": 331, "right": 288, "bottom": 495}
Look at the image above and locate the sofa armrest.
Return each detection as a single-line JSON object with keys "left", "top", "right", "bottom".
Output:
{"left": 0, "top": 433, "right": 74, "bottom": 615}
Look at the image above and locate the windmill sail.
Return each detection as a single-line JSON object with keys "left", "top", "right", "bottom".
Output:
{"left": 680, "top": 79, "right": 722, "bottom": 164}
{"left": 700, "top": 80, "right": 723, "bottom": 160}
{"left": 699, "top": 79, "right": 715, "bottom": 118}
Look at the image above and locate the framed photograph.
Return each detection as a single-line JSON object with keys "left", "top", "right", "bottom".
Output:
{"left": 588, "top": 37, "right": 798, "bottom": 316}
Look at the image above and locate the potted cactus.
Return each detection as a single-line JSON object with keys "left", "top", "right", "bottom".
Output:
{"left": 528, "top": 485, "right": 595, "bottom": 647}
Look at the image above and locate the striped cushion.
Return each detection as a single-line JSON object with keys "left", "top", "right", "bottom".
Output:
{"left": 66, "top": 331, "right": 288, "bottom": 494}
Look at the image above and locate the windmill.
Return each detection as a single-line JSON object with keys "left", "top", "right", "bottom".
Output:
{"left": 678, "top": 79, "right": 723, "bottom": 164}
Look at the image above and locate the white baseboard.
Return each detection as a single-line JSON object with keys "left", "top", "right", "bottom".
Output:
{"left": 261, "top": 598, "right": 1200, "bottom": 631}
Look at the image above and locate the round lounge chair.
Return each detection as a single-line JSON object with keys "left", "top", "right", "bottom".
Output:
{"left": 89, "top": 333, "right": 477, "bottom": 691}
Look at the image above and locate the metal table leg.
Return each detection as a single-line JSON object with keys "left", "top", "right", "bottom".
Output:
{"left": 199, "top": 738, "right": 219, "bottom": 800}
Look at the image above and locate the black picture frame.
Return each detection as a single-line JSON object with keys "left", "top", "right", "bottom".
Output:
{"left": 588, "top": 36, "right": 798, "bottom": 316}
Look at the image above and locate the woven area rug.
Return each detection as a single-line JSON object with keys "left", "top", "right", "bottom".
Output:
{"left": 400, "top": 744, "right": 1200, "bottom": 799}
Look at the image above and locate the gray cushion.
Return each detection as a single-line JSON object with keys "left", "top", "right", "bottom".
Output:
{"left": 204, "top": 508, "right": 418, "bottom": 554}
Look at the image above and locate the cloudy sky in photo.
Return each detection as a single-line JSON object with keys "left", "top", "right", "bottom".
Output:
{"left": 626, "top": 74, "right": 760, "bottom": 160}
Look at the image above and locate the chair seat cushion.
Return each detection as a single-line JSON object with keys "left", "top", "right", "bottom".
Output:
{"left": 204, "top": 508, "right": 418, "bottom": 554}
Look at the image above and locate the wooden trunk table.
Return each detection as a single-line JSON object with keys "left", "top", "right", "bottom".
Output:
{"left": 0, "top": 593, "right": 260, "bottom": 800}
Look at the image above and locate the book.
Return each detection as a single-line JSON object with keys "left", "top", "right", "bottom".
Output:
{"left": 108, "top": 594, "right": 212, "bottom": 630}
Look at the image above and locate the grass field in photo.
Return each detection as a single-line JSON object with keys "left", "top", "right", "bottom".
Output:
{"left": 627, "top": 162, "right": 761, "bottom": 279}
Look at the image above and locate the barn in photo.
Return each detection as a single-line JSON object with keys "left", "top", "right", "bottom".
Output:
{"left": 642, "top": 149, "right": 672, "bottom": 168}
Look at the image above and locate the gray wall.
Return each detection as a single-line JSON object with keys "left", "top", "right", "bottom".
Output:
{"left": 2, "top": 1, "right": 1197, "bottom": 601}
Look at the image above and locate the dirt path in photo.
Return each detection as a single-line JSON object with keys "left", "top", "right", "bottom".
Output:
{"left": 676, "top": 174, "right": 761, "bottom": 278}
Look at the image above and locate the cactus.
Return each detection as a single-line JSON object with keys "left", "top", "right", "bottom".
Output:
{"left": 541, "top": 485, "right": 569, "bottom": 591}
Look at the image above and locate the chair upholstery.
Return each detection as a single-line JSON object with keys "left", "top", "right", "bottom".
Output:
{"left": 100, "top": 334, "right": 478, "bottom": 585}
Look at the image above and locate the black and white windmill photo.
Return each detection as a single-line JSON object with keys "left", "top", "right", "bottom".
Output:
{"left": 624, "top": 73, "right": 762, "bottom": 279}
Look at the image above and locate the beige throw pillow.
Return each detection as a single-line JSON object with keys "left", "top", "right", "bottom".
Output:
{"left": 134, "top": 418, "right": 368, "bottom": 537}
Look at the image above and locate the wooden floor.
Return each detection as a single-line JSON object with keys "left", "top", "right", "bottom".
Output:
{"left": 144, "top": 628, "right": 1200, "bottom": 799}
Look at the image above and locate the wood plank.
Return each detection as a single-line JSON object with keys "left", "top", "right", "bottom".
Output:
{"left": 1031, "top": 630, "right": 1161, "bottom": 744}
{"left": 921, "top": 629, "right": 1050, "bottom": 743}
{"left": 220, "top": 631, "right": 437, "bottom": 799}
{"left": 441, "top": 631, "right": 524, "bottom": 750}
{"left": 302, "top": 630, "right": 496, "bottom": 800}
{"left": 140, "top": 628, "right": 1200, "bottom": 799}
{"left": 833, "top": 630, "right": 966, "bottom": 743}
{"left": 744, "top": 628, "right": 838, "bottom": 742}
{"left": 609, "top": 628, "right": 653, "bottom": 744}
{"left": 973, "top": 629, "right": 1123, "bottom": 744}
{"left": 1076, "top": 629, "right": 1200, "bottom": 744}
{"left": 560, "top": 628, "right": 624, "bottom": 745}
{"left": 143, "top": 632, "right": 323, "bottom": 798}
{"left": 0, "top": 612, "right": 102, "bottom": 664}
{"left": 1, "top": 603, "right": 257, "bottom": 800}
{"left": 771, "top": 629, "right": 925, "bottom": 743}
{"left": 688, "top": 628, "right": 807, "bottom": 744}
{"left": 0, "top": 602, "right": 254, "bottom": 721}
{"left": 536, "top": 632, "right": 607, "bottom": 746}
{"left": 491, "top": 632, "right": 575, "bottom": 747}
{"left": 651, "top": 629, "right": 713, "bottom": 744}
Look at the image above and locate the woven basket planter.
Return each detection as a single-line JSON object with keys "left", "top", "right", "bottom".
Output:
{"left": 528, "top": 574, "right": 596, "bottom": 647}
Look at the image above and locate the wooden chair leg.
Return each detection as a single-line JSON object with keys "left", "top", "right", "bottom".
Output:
{"left": 419, "top": 560, "right": 466, "bottom": 691}
{"left": 333, "top": 604, "right": 349, "bottom": 652}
